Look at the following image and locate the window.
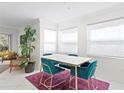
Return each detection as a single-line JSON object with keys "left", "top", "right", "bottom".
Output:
{"left": 0, "top": 33, "right": 11, "bottom": 51}
{"left": 58, "top": 27, "right": 78, "bottom": 54}
{"left": 87, "top": 18, "right": 124, "bottom": 58}
{"left": 43, "top": 29, "right": 57, "bottom": 53}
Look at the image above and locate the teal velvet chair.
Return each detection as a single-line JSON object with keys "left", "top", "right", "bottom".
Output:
{"left": 69, "top": 60, "right": 97, "bottom": 90}
{"left": 39, "top": 58, "right": 66, "bottom": 90}
{"left": 40, "top": 53, "right": 58, "bottom": 71}
{"left": 40, "top": 53, "right": 54, "bottom": 72}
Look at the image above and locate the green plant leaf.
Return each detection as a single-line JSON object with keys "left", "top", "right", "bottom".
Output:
{"left": 20, "top": 25, "right": 36, "bottom": 62}
{"left": 19, "top": 59, "right": 30, "bottom": 68}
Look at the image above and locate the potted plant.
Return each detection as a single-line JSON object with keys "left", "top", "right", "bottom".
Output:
{"left": 19, "top": 25, "right": 36, "bottom": 73}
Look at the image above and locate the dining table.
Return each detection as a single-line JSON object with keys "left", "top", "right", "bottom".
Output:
{"left": 42, "top": 54, "right": 92, "bottom": 90}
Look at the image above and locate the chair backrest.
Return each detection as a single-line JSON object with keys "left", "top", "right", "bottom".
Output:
{"left": 43, "top": 53, "right": 52, "bottom": 56}
{"left": 68, "top": 54, "right": 78, "bottom": 56}
{"left": 41, "top": 58, "right": 58, "bottom": 74}
{"left": 87, "top": 60, "right": 97, "bottom": 79}
{"left": 77, "top": 60, "right": 97, "bottom": 80}
{"left": 42, "top": 53, "right": 58, "bottom": 65}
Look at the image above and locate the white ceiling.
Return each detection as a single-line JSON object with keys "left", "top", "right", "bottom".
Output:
{"left": 0, "top": 2, "right": 123, "bottom": 28}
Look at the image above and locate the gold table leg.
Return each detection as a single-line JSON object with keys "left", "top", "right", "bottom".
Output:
{"left": 75, "top": 66, "right": 78, "bottom": 90}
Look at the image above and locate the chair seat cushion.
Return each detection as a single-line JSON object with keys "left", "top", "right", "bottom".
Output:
{"left": 70, "top": 66, "right": 89, "bottom": 79}
{"left": 52, "top": 66, "right": 65, "bottom": 75}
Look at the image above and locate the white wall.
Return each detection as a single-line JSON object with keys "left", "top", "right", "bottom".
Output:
{"left": 38, "top": 19, "right": 57, "bottom": 69}
{"left": 18, "top": 19, "right": 57, "bottom": 70}
{"left": 39, "top": 18, "right": 58, "bottom": 56}
{"left": 0, "top": 25, "right": 19, "bottom": 52}
{"left": 58, "top": 5, "right": 124, "bottom": 83}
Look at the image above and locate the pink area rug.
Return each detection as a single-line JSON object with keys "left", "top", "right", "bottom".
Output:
{"left": 25, "top": 70, "right": 110, "bottom": 90}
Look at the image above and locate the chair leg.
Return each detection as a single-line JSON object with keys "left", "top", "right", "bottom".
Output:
{"left": 69, "top": 76, "right": 75, "bottom": 90}
{"left": 87, "top": 80, "right": 90, "bottom": 90}
{"left": 93, "top": 74, "right": 98, "bottom": 90}
{"left": 44, "top": 74, "right": 66, "bottom": 90}
{"left": 40, "top": 64, "right": 42, "bottom": 72}
{"left": 64, "top": 70, "right": 67, "bottom": 79}
{"left": 39, "top": 72, "right": 44, "bottom": 86}
{"left": 39, "top": 73, "right": 53, "bottom": 90}
{"left": 9, "top": 60, "right": 13, "bottom": 73}
{"left": 39, "top": 64, "right": 44, "bottom": 86}
{"left": 49, "top": 75, "right": 53, "bottom": 90}
{"left": 69, "top": 76, "right": 72, "bottom": 89}
{"left": 91, "top": 79, "right": 94, "bottom": 90}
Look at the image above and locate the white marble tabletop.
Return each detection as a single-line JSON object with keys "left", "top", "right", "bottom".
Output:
{"left": 42, "top": 54, "right": 92, "bottom": 66}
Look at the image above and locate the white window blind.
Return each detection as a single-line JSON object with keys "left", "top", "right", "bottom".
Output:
{"left": 44, "top": 29, "right": 57, "bottom": 53}
{"left": 58, "top": 27, "right": 78, "bottom": 54}
{"left": 87, "top": 18, "right": 124, "bottom": 58}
